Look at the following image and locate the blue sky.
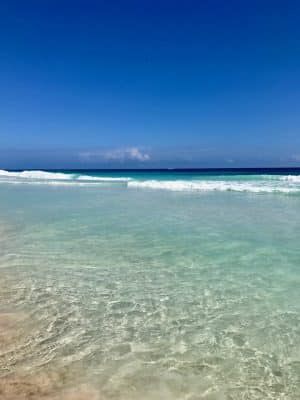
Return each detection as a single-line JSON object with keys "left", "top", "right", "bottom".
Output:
{"left": 0, "top": 0, "right": 300, "bottom": 168}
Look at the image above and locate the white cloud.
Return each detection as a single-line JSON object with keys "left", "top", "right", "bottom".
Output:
{"left": 104, "top": 147, "right": 150, "bottom": 162}
{"left": 79, "top": 147, "right": 150, "bottom": 162}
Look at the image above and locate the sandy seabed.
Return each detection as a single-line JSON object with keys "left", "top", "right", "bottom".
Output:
{"left": 0, "top": 377, "right": 101, "bottom": 400}
{"left": 0, "top": 312, "right": 100, "bottom": 400}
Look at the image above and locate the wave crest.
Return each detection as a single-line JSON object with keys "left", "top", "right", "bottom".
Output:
{"left": 0, "top": 170, "right": 73, "bottom": 180}
{"left": 0, "top": 170, "right": 131, "bottom": 183}
{"left": 128, "top": 179, "right": 300, "bottom": 193}
{"left": 280, "top": 175, "right": 300, "bottom": 182}
{"left": 1, "top": 170, "right": 300, "bottom": 194}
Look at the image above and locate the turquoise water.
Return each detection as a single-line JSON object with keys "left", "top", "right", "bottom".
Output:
{"left": 0, "top": 170, "right": 300, "bottom": 399}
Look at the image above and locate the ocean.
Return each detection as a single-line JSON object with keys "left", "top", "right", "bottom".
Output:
{"left": 0, "top": 168, "right": 300, "bottom": 399}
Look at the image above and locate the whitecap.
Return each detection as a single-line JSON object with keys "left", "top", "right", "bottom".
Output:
{"left": 0, "top": 170, "right": 132, "bottom": 184}
{"left": 77, "top": 175, "right": 132, "bottom": 182}
{"left": 0, "top": 170, "right": 73, "bottom": 180}
{"left": 280, "top": 175, "right": 300, "bottom": 182}
{"left": 128, "top": 180, "right": 300, "bottom": 193}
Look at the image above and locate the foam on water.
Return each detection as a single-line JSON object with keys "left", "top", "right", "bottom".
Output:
{"left": 0, "top": 170, "right": 131, "bottom": 185}
{"left": 0, "top": 169, "right": 300, "bottom": 194}
{"left": 77, "top": 175, "right": 132, "bottom": 182}
{"left": 0, "top": 169, "right": 73, "bottom": 180}
{"left": 128, "top": 179, "right": 300, "bottom": 193}
{"left": 280, "top": 175, "right": 300, "bottom": 182}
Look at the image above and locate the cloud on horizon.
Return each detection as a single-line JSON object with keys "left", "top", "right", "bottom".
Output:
{"left": 1, "top": 146, "right": 300, "bottom": 169}
{"left": 79, "top": 147, "right": 151, "bottom": 163}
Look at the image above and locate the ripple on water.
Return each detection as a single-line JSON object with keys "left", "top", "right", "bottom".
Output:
{"left": 1, "top": 188, "right": 300, "bottom": 399}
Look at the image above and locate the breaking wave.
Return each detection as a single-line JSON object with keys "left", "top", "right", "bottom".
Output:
{"left": 0, "top": 169, "right": 73, "bottom": 180}
{"left": 128, "top": 179, "right": 300, "bottom": 193}
{"left": 77, "top": 175, "right": 132, "bottom": 182}
{"left": 280, "top": 175, "right": 300, "bottom": 183}
{"left": 0, "top": 170, "right": 131, "bottom": 184}
{"left": 0, "top": 170, "right": 300, "bottom": 194}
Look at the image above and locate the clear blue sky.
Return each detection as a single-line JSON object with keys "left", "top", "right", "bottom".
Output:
{"left": 0, "top": 0, "right": 300, "bottom": 168}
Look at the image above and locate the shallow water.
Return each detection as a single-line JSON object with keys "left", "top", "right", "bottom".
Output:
{"left": 0, "top": 172, "right": 300, "bottom": 399}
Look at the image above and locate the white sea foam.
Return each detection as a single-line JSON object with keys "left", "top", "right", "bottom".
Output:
{"left": 77, "top": 175, "right": 132, "bottom": 182}
{"left": 0, "top": 170, "right": 131, "bottom": 183}
{"left": 0, "top": 170, "right": 300, "bottom": 193}
{"left": 128, "top": 180, "right": 300, "bottom": 193}
{"left": 0, "top": 170, "right": 73, "bottom": 180}
{"left": 0, "top": 179, "right": 102, "bottom": 186}
{"left": 280, "top": 175, "right": 300, "bottom": 182}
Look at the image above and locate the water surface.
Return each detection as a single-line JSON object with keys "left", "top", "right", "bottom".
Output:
{"left": 0, "top": 169, "right": 300, "bottom": 399}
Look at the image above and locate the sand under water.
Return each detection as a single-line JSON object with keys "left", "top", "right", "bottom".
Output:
{"left": 0, "top": 310, "right": 100, "bottom": 399}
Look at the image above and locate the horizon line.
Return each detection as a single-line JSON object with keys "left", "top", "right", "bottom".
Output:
{"left": 3, "top": 167, "right": 300, "bottom": 172}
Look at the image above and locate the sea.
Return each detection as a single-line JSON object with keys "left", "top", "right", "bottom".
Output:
{"left": 0, "top": 168, "right": 299, "bottom": 399}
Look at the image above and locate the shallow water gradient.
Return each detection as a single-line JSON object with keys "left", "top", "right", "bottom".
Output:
{"left": 0, "top": 183, "right": 300, "bottom": 399}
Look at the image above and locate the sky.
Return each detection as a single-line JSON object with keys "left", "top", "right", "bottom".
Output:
{"left": 0, "top": 0, "right": 300, "bottom": 168}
